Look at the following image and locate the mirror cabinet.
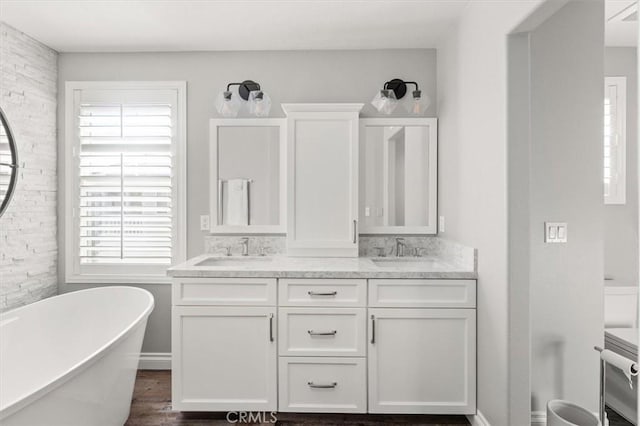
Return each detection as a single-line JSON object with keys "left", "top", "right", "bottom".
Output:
{"left": 209, "top": 118, "right": 286, "bottom": 233}
{"left": 359, "top": 118, "right": 437, "bottom": 234}
{"left": 209, "top": 110, "right": 438, "bottom": 240}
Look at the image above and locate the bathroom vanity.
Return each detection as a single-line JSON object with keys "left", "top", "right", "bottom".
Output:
{"left": 170, "top": 103, "right": 477, "bottom": 415}
{"left": 169, "top": 255, "right": 477, "bottom": 415}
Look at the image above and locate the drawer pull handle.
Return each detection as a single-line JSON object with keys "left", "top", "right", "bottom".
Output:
{"left": 307, "top": 330, "right": 337, "bottom": 336}
{"left": 269, "top": 313, "right": 274, "bottom": 342}
{"left": 371, "top": 314, "right": 376, "bottom": 344}
{"left": 308, "top": 291, "right": 337, "bottom": 297}
{"left": 307, "top": 381, "right": 337, "bottom": 389}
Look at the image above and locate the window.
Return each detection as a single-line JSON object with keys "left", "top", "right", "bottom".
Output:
{"left": 604, "top": 76, "right": 626, "bottom": 205}
{"left": 65, "top": 82, "right": 186, "bottom": 283}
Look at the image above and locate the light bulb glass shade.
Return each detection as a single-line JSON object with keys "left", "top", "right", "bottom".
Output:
{"left": 215, "top": 90, "right": 242, "bottom": 117}
{"left": 371, "top": 89, "right": 398, "bottom": 115}
{"left": 248, "top": 90, "right": 272, "bottom": 117}
{"left": 405, "top": 92, "right": 431, "bottom": 115}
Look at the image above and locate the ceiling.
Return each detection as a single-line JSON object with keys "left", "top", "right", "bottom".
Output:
{"left": 605, "top": 0, "right": 638, "bottom": 46}
{"left": 0, "top": 0, "right": 470, "bottom": 53}
{"left": 1, "top": 0, "right": 635, "bottom": 52}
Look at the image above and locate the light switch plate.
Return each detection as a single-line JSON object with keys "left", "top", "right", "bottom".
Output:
{"left": 200, "top": 215, "right": 210, "bottom": 231}
{"left": 439, "top": 216, "right": 445, "bottom": 233}
{"left": 545, "top": 222, "right": 567, "bottom": 243}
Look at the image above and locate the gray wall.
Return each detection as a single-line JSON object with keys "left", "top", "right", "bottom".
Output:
{"left": 436, "top": 1, "right": 544, "bottom": 424}
{"left": 56, "top": 49, "right": 437, "bottom": 353}
{"left": 507, "top": 31, "right": 533, "bottom": 426}
{"left": 0, "top": 22, "right": 58, "bottom": 312}
{"left": 604, "top": 47, "right": 638, "bottom": 287}
{"left": 528, "top": 0, "right": 604, "bottom": 414}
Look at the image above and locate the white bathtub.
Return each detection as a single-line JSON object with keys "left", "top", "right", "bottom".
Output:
{"left": 0, "top": 287, "right": 154, "bottom": 426}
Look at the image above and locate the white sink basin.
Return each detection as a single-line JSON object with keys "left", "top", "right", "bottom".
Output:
{"left": 371, "top": 258, "right": 434, "bottom": 268}
{"left": 195, "top": 257, "right": 273, "bottom": 267}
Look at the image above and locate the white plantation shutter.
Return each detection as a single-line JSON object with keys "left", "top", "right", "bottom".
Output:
{"left": 67, "top": 84, "right": 185, "bottom": 280}
{"left": 604, "top": 77, "right": 626, "bottom": 205}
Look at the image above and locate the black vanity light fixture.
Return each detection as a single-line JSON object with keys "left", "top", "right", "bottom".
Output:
{"left": 371, "top": 78, "right": 431, "bottom": 115}
{"left": 215, "top": 80, "right": 272, "bottom": 118}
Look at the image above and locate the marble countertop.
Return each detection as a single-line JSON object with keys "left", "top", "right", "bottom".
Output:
{"left": 167, "top": 254, "right": 477, "bottom": 279}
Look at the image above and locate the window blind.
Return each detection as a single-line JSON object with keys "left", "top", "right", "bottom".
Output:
{"left": 604, "top": 77, "right": 626, "bottom": 205}
{"left": 77, "top": 102, "right": 173, "bottom": 265}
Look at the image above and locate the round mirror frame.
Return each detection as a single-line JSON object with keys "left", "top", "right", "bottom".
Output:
{"left": 0, "top": 106, "right": 19, "bottom": 217}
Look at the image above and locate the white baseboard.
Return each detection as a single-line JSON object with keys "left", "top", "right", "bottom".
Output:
{"left": 138, "top": 352, "right": 171, "bottom": 370}
{"left": 467, "top": 410, "right": 490, "bottom": 426}
{"left": 530, "top": 411, "right": 546, "bottom": 425}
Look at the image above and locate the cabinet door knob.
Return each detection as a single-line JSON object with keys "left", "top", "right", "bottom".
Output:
{"left": 307, "top": 330, "right": 337, "bottom": 336}
{"left": 307, "top": 381, "right": 337, "bottom": 389}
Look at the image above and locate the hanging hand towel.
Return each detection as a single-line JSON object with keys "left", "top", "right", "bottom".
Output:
{"left": 222, "top": 179, "right": 250, "bottom": 226}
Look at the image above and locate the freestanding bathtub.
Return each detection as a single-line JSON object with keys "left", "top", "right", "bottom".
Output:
{"left": 0, "top": 287, "right": 154, "bottom": 426}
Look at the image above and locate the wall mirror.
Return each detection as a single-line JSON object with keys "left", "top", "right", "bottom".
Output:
{"left": 0, "top": 107, "right": 18, "bottom": 217}
{"left": 210, "top": 118, "right": 286, "bottom": 233}
{"left": 359, "top": 118, "right": 437, "bottom": 234}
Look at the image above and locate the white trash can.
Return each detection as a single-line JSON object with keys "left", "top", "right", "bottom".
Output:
{"left": 546, "top": 400, "right": 601, "bottom": 426}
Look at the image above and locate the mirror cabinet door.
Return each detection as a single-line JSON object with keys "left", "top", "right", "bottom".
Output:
{"left": 360, "top": 119, "right": 437, "bottom": 234}
{"left": 210, "top": 119, "right": 286, "bottom": 233}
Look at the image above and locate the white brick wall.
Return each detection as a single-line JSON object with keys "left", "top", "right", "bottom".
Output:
{"left": 0, "top": 22, "right": 58, "bottom": 312}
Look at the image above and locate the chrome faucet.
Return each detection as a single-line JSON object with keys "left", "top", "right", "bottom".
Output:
{"left": 395, "top": 238, "right": 406, "bottom": 257}
{"left": 240, "top": 237, "right": 249, "bottom": 256}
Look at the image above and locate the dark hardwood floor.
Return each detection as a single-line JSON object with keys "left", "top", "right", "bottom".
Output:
{"left": 125, "top": 370, "right": 470, "bottom": 425}
{"left": 606, "top": 406, "right": 635, "bottom": 426}
{"left": 125, "top": 370, "right": 635, "bottom": 426}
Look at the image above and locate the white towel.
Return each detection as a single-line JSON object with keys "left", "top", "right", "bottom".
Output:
{"left": 222, "top": 179, "right": 249, "bottom": 226}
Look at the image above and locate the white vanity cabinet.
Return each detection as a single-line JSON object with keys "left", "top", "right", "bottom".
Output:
{"left": 171, "top": 276, "right": 476, "bottom": 415}
{"left": 282, "top": 104, "right": 363, "bottom": 257}
{"left": 367, "top": 279, "right": 476, "bottom": 414}
{"left": 171, "top": 279, "right": 278, "bottom": 412}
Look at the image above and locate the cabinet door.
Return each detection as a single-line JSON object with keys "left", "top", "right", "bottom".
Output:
{"left": 285, "top": 105, "right": 361, "bottom": 257}
{"left": 368, "top": 308, "right": 476, "bottom": 414}
{"left": 172, "top": 306, "right": 277, "bottom": 411}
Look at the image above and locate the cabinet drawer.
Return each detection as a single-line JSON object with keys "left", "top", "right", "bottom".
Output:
{"left": 173, "top": 278, "right": 276, "bottom": 306}
{"left": 279, "top": 279, "right": 366, "bottom": 307}
{"left": 279, "top": 308, "right": 366, "bottom": 357}
{"left": 368, "top": 279, "right": 476, "bottom": 308}
{"left": 278, "top": 357, "right": 366, "bottom": 413}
